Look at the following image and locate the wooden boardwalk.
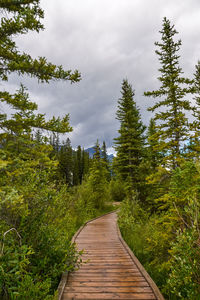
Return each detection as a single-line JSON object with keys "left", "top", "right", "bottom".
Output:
{"left": 60, "top": 212, "right": 164, "bottom": 300}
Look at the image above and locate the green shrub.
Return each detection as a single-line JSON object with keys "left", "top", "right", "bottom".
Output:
{"left": 109, "top": 178, "right": 126, "bottom": 202}
{"left": 166, "top": 228, "right": 200, "bottom": 299}
{"left": 10, "top": 275, "right": 52, "bottom": 300}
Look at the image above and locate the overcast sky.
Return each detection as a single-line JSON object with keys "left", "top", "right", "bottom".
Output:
{"left": 5, "top": 0, "right": 200, "bottom": 153}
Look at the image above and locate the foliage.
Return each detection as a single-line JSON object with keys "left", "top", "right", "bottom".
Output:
{"left": 87, "top": 141, "right": 109, "bottom": 209}
{"left": 0, "top": 243, "right": 52, "bottom": 300}
{"left": 0, "top": 0, "right": 80, "bottom": 84}
{"left": 0, "top": 158, "right": 82, "bottom": 298}
{"left": 167, "top": 228, "right": 200, "bottom": 299}
{"left": 109, "top": 178, "right": 126, "bottom": 202}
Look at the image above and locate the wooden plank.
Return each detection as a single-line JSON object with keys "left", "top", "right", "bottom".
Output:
{"left": 79, "top": 251, "right": 126, "bottom": 254}
{"left": 81, "top": 258, "right": 132, "bottom": 262}
{"left": 64, "top": 286, "right": 153, "bottom": 293}
{"left": 79, "top": 263, "right": 137, "bottom": 268}
{"left": 74, "top": 268, "right": 141, "bottom": 272}
{"left": 74, "top": 272, "right": 142, "bottom": 276}
{"left": 68, "top": 275, "right": 145, "bottom": 281}
{"left": 81, "top": 256, "right": 132, "bottom": 259}
{"left": 67, "top": 281, "right": 149, "bottom": 287}
{"left": 64, "top": 292, "right": 156, "bottom": 299}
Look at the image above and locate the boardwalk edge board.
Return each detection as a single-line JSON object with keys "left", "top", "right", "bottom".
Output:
{"left": 57, "top": 210, "right": 117, "bottom": 300}
{"left": 57, "top": 272, "right": 69, "bottom": 300}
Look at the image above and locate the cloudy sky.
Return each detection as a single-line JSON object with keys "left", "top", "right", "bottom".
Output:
{"left": 5, "top": 0, "right": 200, "bottom": 153}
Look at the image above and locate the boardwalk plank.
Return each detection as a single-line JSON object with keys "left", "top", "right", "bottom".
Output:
{"left": 64, "top": 292, "right": 156, "bottom": 299}
{"left": 68, "top": 276, "right": 146, "bottom": 281}
{"left": 67, "top": 281, "right": 150, "bottom": 287}
{"left": 64, "top": 286, "right": 153, "bottom": 293}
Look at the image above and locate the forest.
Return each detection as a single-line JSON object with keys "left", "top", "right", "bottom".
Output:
{"left": 0, "top": 1, "right": 200, "bottom": 300}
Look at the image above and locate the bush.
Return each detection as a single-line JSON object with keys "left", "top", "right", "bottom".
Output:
{"left": 109, "top": 178, "right": 126, "bottom": 202}
{"left": 166, "top": 228, "right": 200, "bottom": 299}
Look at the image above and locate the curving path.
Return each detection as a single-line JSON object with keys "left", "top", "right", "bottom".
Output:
{"left": 61, "top": 212, "right": 164, "bottom": 300}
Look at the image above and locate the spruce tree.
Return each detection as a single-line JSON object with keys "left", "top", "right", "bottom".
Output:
{"left": 144, "top": 17, "right": 192, "bottom": 169}
{"left": 194, "top": 61, "right": 200, "bottom": 110}
{"left": 77, "top": 145, "right": 82, "bottom": 184}
{"left": 101, "top": 141, "right": 111, "bottom": 180}
{"left": 93, "top": 141, "right": 101, "bottom": 160}
{"left": 146, "top": 118, "right": 163, "bottom": 171}
{"left": 59, "top": 138, "right": 73, "bottom": 185}
{"left": 81, "top": 148, "right": 90, "bottom": 179}
{"left": 102, "top": 141, "right": 108, "bottom": 163}
{"left": 114, "top": 79, "right": 145, "bottom": 194}
{"left": 72, "top": 146, "right": 90, "bottom": 185}
{"left": 72, "top": 152, "right": 79, "bottom": 186}
{"left": 189, "top": 61, "right": 200, "bottom": 157}
{"left": 88, "top": 140, "right": 108, "bottom": 209}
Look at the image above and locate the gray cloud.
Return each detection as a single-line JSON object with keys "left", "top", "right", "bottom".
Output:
{"left": 5, "top": 0, "right": 200, "bottom": 152}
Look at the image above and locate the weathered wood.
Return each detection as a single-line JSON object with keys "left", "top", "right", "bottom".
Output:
{"left": 57, "top": 272, "right": 68, "bottom": 300}
{"left": 63, "top": 292, "right": 156, "bottom": 299}
{"left": 67, "top": 276, "right": 146, "bottom": 282}
{"left": 67, "top": 281, "right": 150, "bottom": 287}
{"left": 64, "top": 286, "right": 153, "bottom": 293}
{"left": 60, "top": 212, "right": 164, "bottom": 300}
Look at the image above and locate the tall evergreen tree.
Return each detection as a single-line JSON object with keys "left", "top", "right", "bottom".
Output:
{"left": 101, "top": 141, "right": 111, "bottom": 180}
{"left": 81, "top": 148, "right": 90, "bottom": 179}
{"left": 88, "top": 140, "right": 108, "bottom": 209}
{"left": 114, "top": 79, "right": 145, "bottom": 194}
{"left": 194, "top": 61, "right": 200, "bottom": 113}
{"left": 72, "top": 152, "right": 79, "bottom": 186}
{"left": 72, "top": 146, "right": 90, "bottom": 185}
{"left": 189, "top": 61, "right": 200, "bottom": 157}
{"left": 93, "top": 140, "right": 101, "bottom": 160}
{"left": 58, "top": 138, "right": 73, "bottom": 185}
{"left": 101, "top": 141, "right": 108, "bottom": 163}
{"left": 52, "top": 132, "right": 60, "bottom": 155}
{"left": 77, "top": 145, "right": 82, "bottom": 184}
{"left": 146, "top": 118, "right": 163, "bottom": 171}
{"left": 144, "top": 17, "right": 193, "bottom": 169}
{"left": 35, "top": 129, "right": 43, "bottom": 144}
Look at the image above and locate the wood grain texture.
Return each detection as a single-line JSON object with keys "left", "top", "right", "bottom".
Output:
{"left": 61, "top": 212, "right": 164, "bottom": 300}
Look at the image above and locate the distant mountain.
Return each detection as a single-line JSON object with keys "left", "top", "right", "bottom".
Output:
{"left": 85, "top": 147, "right": 96, "bottom": 158}
{"left": 85, "top": 147, "right": 114, "bottom": 162}
{"left": 107, "top": 153, "right": 114, "bottom": 162}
